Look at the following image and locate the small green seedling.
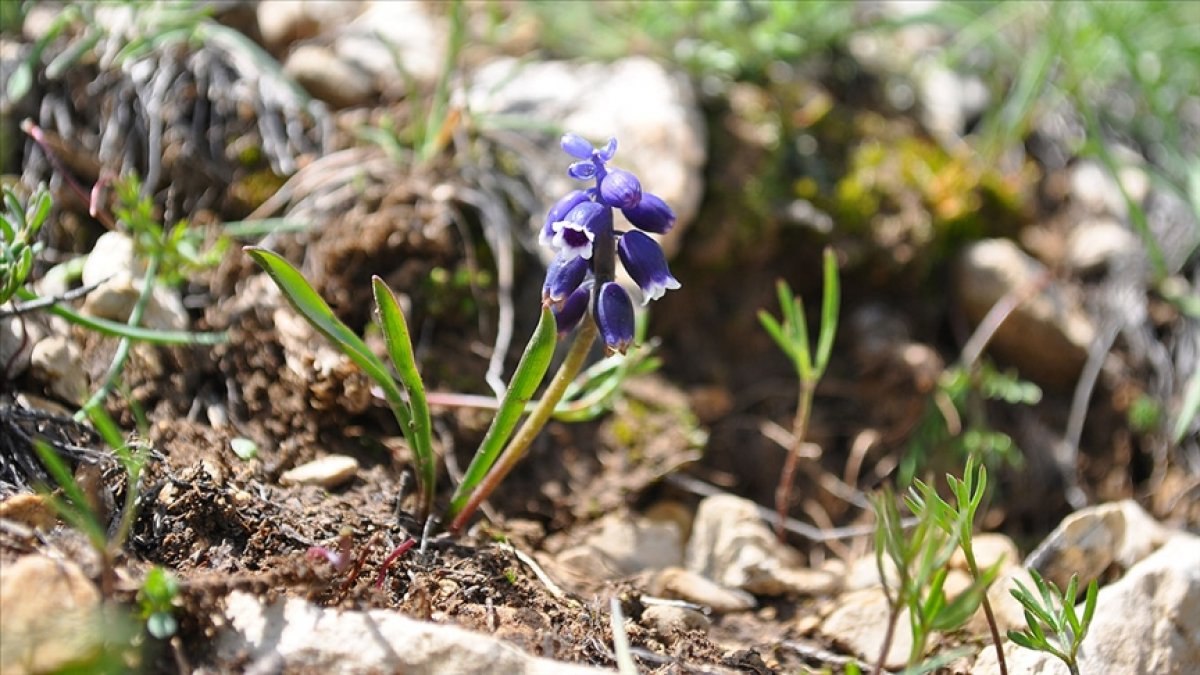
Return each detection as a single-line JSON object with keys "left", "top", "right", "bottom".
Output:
{"left": 758, "top": 246, "right": 840, "bottom": 541}
{"left": 138, "top": 566, "right": 181, "bottom": 640}
{"left": 1007, "top": 570, "right": 1098, "bottom": 675}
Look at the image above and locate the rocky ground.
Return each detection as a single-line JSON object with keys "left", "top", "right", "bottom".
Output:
{"left": 1, "top": 2, "right": 1198, "bottom": 674}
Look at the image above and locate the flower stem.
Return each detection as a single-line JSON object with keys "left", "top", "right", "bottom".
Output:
{"left": 775, "top": 377, "right": 816, "bottom": 541}
{"left": 448, "top": 318, "right": 598, "bottom": 534}
{"left": 965, "top": 548, "right": 1008, "bottom": 675}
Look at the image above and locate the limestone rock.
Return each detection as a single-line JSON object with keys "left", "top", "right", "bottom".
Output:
{"left": 29, "top": 335, "right": 88, "bottom": 405}
{"left": 1065, "top": 217, "right": 1139, "bottom": 274}
{"left": 819, "top": 588, "right": 912, "bottom": 670}
{"left": 216, "top": 590, "right": 609, "bottom": 674}
{"left": 555, "top": 512, "right": 684, "bottom": 581}
{"left": 685, "top": 494, "right": 840, "bottom": 597}
{"left": 0, "top": 556, "right": 103, "bottom": 674}
{"left": 81, "top": 277, "right": 190, "bottom": 332}
{"left": 257, "top": 0, "right": 362, "bottom": 53}
{"left": 974, "top": 533, "right": 1200, "bottom": 675}
{"left": 648, "top": 567, "right": 756, "bottom": 614}
{"left": 640, "top": 604, "right": 711, "bottom": 640}
{"left": 336, "top": 1, "right": 446, "bottom": 87}
{"left": 1025, "top": 500, "right": 1170, "bottom": 590}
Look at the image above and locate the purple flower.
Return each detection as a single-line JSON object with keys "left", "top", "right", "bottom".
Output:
{"left": 542, "top": 253, "right": 589, "bottom": 308}
{"left": 593, "top": 282, "right": 634, "bottom": 354}
{"left": 617, "top": 231, "right": 681, "bottom": 305}
{"left": 540, "top": 132, "right": 681, "bottom": 351}
{"left": 621, "top": 192, "right": 675, "bottom": 234}
{"left": 551, "top": 201, "right": 610, "bottom": 261}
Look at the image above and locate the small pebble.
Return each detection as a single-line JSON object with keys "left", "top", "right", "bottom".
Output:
{"left": 279, "top": 455, "right": 359, "bottom": 489}
{"left": 640, "top": 604, "right": 710, "bottom": 639}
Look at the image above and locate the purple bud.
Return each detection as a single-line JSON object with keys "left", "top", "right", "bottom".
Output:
{"left": 542, "top": 253, "right": 590, "bottom": 308}
{"left": 561, "top": 133, "right": 594, "bottom": 159}
{"left": 598, "top": 169, "right": 642, "bottom": 209}
{"left": 568, "top": 161, "right": 598, "bottom": 181}
{"left": 621, "top": 192, "right": 676, "bottom": 234}
{"left": 554, "top": 282, "right": 591, "bottom": 335}
{"left": 541, "top": 190, "right": 591, "bottom": 247}
{"left": 594, "top": 282, "right": 635, "bottom": 354}
{"left": 598, "top": 137, "right": 618, "bottom": 162}
{"left": 617, "top": 231, "right": 681, "bottom": 305}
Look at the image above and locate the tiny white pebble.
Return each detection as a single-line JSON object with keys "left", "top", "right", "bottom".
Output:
{"left": 279, "top": 455, "right": 359, "bottom": 489}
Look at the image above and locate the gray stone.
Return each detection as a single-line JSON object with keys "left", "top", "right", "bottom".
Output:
{"left": 954, "top": 239, "right": 1095, "bottom": 389}
{"left": 257, "top": 0, "right": 361, "bottom": 53}
{"left": 0, "top": 315, "right": 44, "bottom": 379}
{"left": 284, "top": 44, "right": 375, "bottom": 109}
{"left": 648, "top": 567, "right": 756, "bottom": 614}
{"left": 1025, "top": 500, "right": 1170, "bottom": 590}
{"left": 465, "top": 57, "right": 706, "bottom": 260}
{"left": 81, "top": 231, "right": 142, "bottom": 286}
{"left": 640, "top": 604, "right": 711, "bottom": 639}
{"left": 216, "top": 590, "right": 610, "bottom": 674}
{"left": 555, "top": 512, "right": 684, "bottom": 581}
{"left": 81, "top": 277, "right": 190, "bottom": 332}
{"left": 336, "top": 1, "right": 446, "bottom": 88}
{"left": 1070, "top": 160, "right": 1150, "bottom": 218}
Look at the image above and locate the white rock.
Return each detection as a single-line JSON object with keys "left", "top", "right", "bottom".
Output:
{"left": 1064, "top": 217, "right": 1139, "bottom": 273}
{"left": 685, "top": 494, "right": 840, "bottom": 597}
{"left": 950, "top": 533, "right": 1020, "bottom": 573}
{"left": 81, "top": 277, "right": 190, "bottom": 331}
{"left": 914, "top": 59, "right": 990, "bottom": 144}
{"left": 29, "top": 335, "right": 88, "bottom": 405}
{"left": 284, "top": 44, "right": 375, "bottom": 109}
{"left": 974, "top": 533, "right": 1200, "bottom": 675}
{"left": 257, "top": 0, "right": 362, "bottom": 53}
{"left": 336, "top": 1, "right": 446, "bottom": 87}
{"left": 81, "top": 231, "right": 142, "bottom": 286}
{"left": 954, "top": 239, "right": 1095, "bottom": 389}
{"left": 216, "top": 590, "right": 610, "bottom": 674}
{"left": 465, "top": 57, "right": 706, "bottom": 260}
{"left": 1025, "top": 499, "right": 1170, "bottom": 590}
{"left": 819, "top": 588, "right": 913, "bottom": 670}
{"left": 279, "top": 455, "right": 359, "bottom": 488}
{"left": 0, "top": 556, "right": 103, "bottom": 674}
{"left": 1070, "top": 160, "right": 1150, "bottom": 218}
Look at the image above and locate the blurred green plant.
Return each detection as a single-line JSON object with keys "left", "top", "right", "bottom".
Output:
{"left": 758, "top": 247, "right": 839, "bottom": 541}
{"left": 111, "top": 175, "right": 228, "bottom": 288}
{"left": 901, "top": 361, "right": 1036, "bottom": 488}
{"left": 908, "top": 456, "right": 1008, "bottom": 674}
{"left": 871, "top": 468, "right": 1000, "bottom": 673}
{"left": 1, "top": 183, "right": 50, "bottom": 305}
{"left": 1007, "top": 570, "right": 1099, "bottom": 675}
{"left": 527, "top": 0, "right": 858, "bottom": 83}
{"left": 137, "top": 566, "right": 181, "bottom": 640}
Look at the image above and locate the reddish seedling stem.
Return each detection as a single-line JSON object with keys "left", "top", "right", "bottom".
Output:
{"left": 373, "top": 537, "right": 417, "bottom": 590}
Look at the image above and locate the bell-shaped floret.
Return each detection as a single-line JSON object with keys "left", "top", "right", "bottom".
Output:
{"left": 568, "top": 161, "right": 598, "bottom": 181}
{"left": 553, "top": 282, "right": 591, "bottom": 335}
{"left": 542, "top": 253, "right": 590, "bottom": 308}
{"left": 541, "top": 190, "right": 591, "bottom": 246}
{"left": 617, "top": 231, "right": 681, "bottom": 305}
{"left": 551, "top": 201, "right": 610, "bottom": 260}
{"left": 621, "top": 191, "right": 675, "bottom": 234}
{"left": 593, "top": 281, "right": 635, "bottom": 354}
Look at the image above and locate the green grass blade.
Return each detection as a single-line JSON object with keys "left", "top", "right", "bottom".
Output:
{"left": 448, "top": 305, "right": 557, "bottom": 518}
{"left": 371, "top": 276, "right": 436, "bottom": 516}
{"left": 32, "top": 440, "right": 107, "bottom": 549}
{"left": 813, "top": 247, "right": 840, "bottom": 375}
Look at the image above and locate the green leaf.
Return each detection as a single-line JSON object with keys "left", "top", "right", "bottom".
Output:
{"left": 1080, "top": 578, "right": 1098, "bottom": 636}
{"left": 230, "top": 437, "right": 259, "bottom": 461}
{"left": 813, "top": 247, "right": 839, "bottom": 375}
{"left": 14, "top": 286, "right": 227, "bottom": 345}
{"left": 371, "top": 275, "right": 436, "bottom": 517}
{"left": 448, "top": 305, "right": 557, "bottom": 518}
{"left": 1007, "top": 630, "right": 1040, "bottom": 651}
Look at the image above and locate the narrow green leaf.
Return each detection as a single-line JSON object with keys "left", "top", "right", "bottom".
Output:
{"left": 244, "top": 248, "right": 393, "bottom": 389}
{"left": 813, "top": 247, "right": 840, "bottom": 375}
{"left": 448, "top": 306, "right": 557, "bottom": 517}
{"left": 757, "top": 310, "right": 794, "bottom": 362}
{"left": 1007, "top": 630, "right": 1039, "bottom": 651}
{"left": 371, "top": 275, "right": 436, "bottom": 515}
{"left": 32, "top": 440, "right": 107, "bottom": 548}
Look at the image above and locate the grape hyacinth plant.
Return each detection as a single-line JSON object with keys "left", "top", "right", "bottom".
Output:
{"left": 246, "top": 132, "right": 680, "bottom": 539}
